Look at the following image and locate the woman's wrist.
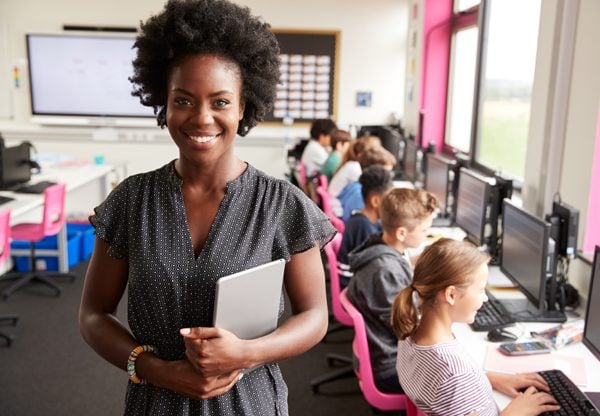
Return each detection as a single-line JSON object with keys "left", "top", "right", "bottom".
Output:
{"left": 135, "top": 350, "right": 167, "bottom": 387}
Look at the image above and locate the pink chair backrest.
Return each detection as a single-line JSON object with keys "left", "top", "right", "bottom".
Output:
{"left": 407, "top": 398, "right": 428, "bottom": 416}
{"left": 0, "top": 209, "right": 10, "bottom": 266}
{"left": 298, "top": 162, "right": 307, "bottom": 188}
{"left": 316, "top": 186, "right": 345, "bottom": 234}
{"left": 42, "top": 183, "right": 67, "bottom": 236}
{"left": 340, "top": 289, "right": 408, "bottom": 412}
{"left": 324, "top": 243, "right": 353, "bottom": 327}
{"left": 317, "top": 174, "right": 329, "bottom": 190}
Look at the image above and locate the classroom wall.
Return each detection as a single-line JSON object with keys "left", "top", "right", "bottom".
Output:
{"left": 398, "top": 0, "right": 599, "bottom": 299}
{"left": 556, "top": 0, "right": 600, "bottom": 299}
{"left": 0, "top": 0, "right": 408, "bottom": 128}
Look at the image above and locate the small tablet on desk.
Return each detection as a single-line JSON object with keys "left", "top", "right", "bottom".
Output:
{"left": 213, "top": 259, "right": 286, "bottom": 340}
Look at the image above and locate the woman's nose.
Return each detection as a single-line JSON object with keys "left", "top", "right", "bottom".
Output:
{"left": 192, "top": 104, "right": 214, "bottom": 125}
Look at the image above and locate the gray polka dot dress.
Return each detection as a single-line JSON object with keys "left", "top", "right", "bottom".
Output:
{"left": 90, "top": 160, "right": 336, "bottom": 415}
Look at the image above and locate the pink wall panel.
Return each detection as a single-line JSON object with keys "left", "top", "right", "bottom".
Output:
{"left": 583, "top": 104, "right": 600, "bottom": 253}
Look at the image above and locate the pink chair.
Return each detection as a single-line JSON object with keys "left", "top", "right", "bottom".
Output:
{"left": 310, "top": 241, "right": 355, "bottom": 393}
{"left": 2, "top": 183, "right": 75, "bottom": 300}
{"left": 0, "top": 209, "right": 19, "bottom": 346}
{"left": 339, "top": 288, "right": 409, "bottom": 412}
{"left": 296, "top": 161, "right": 307, "bottom": 190}
{"left": 324, "top": 243, "right": 352, "bottom": 329}
{"left": 316, "top": 185, "right": 345, "bottom": 234}
{"left": 407, "top": 398, "right": 428, "bottom": 415}
{"left": 317, "top": 174, "right": 329, "bottom": 190}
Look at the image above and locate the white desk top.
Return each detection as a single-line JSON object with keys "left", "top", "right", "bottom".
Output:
{"left": 0, "top": 163, "right": 115, "bottom": 221}
{"left": 454, "top": 297, "right": 600, "bottom": 409}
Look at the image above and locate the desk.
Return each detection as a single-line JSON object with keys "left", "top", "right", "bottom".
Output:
{"left": 454, "top": 284, "right": 600, "bottom": 409}
{"left": 0, "top": 163, "right": 124, "bottom": 273}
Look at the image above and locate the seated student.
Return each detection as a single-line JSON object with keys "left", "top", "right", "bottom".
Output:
{"left": 338, "top": 165, "right": 393, "bottom": 288}
{"left": 320, "top": 129, "right": 351, "bottom": 181}
{"left": 301, "top": 118, "right": 337, "bottom": 177}
{"left": 337, "top": 146, "right": 396, "bottom": 222}
{"left": 392, "top": 238, "right": 560, "bottom": 416}
{"left": 346, "top": 188, "right": 437, "bottom": 394}
{"left": 328, "top": 135, "right": 381, "bottom": 205}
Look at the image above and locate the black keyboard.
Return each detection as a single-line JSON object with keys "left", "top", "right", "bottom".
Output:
{"left": 0, "top": 195, "right": 15, "bottom": 205}
{"left": 12, "top": 181, "right": 56, "bottom": 194}
{"left": 471, "top": 293, "right": 516, "bottom": 331}
{"left": 539, "top": 369, "right": 599, "bottom": 415}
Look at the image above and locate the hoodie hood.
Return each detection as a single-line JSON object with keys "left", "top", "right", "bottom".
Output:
{"left": 348, "top": 233, "right": 406, "bottom": 271}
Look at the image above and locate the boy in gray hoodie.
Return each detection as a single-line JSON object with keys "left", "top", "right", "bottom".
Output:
{"left": 346, "top": 188, "right": 437, "bottom": 394}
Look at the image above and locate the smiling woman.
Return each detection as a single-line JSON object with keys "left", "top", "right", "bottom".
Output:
{"left": 78, "top": 1, "right": 336, "bottom": 415}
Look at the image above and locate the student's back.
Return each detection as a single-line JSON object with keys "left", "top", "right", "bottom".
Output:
{"left": 346, "top": 233, "right": 412, "bottom": 390}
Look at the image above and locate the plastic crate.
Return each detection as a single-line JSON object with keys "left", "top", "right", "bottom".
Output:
{"left": 66, "top": 222, "right": 95, "bottom": 261}
{"left": 11, "top": 226, "right": 82, "bottom": 272}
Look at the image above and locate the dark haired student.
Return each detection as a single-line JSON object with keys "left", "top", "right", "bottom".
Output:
{"left": 78, "top": 1, "right": 335, "bottom": 415}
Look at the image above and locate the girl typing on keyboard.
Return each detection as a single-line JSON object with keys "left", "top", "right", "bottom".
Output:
{"left": 391, "top": 238, "right": 560, "bottom": 416}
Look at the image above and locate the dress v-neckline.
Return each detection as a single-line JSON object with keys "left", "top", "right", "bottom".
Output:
{"left": 170, "top": 161, "right": 250, "bottom": 262}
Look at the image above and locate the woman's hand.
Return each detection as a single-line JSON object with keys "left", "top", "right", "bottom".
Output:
{"left": 180, "top": 326, "right": 249, "bottom": 377}
{"left": 487, "top": 371, "right": 551, "bottom": 398}
{"left": 501, "top": 386, "right": 560, "bottom": 416}
{"left": 152, "top": 358, "right": 243, "bottom": 400}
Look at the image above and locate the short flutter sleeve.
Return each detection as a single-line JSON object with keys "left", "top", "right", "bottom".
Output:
{"left": 274, "top": 184, "right": 336, "bottom": 261}
{"left": 89, "top": 179, "right": 130, "bottom": 259}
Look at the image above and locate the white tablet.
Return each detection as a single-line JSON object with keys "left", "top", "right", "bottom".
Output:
{"left": 213, "top": 259, "right": 286, "bottom": 340}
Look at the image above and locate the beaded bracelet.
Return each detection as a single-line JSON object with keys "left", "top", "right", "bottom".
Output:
{"left": 127, "top": 345, "right": 157, "bottom": 384}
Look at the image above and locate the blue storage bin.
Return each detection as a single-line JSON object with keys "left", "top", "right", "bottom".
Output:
{"left": 11, "top": 227, "right": 82, "bottom": 272}
{"left": 67, "top": 222, "right": 95, "bottom": 261}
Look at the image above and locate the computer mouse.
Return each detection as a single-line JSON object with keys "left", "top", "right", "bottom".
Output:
{"left": 487, "top": 327, "right": 518, "bottom": 342}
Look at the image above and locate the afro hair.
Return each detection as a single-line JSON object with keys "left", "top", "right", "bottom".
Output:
{"left": 130, "top": 0, "right": 280, "bottom": 136}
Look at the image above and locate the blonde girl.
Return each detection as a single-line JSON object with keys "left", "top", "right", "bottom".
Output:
{"left": 391, "top": 238, "right": 559, "bottom": 416}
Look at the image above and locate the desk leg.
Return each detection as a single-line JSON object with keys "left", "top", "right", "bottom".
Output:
{"left": 57, "top": 226, "right": 68, "bottom": 273}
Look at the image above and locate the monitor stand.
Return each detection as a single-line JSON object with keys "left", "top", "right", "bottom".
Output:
{"left": 498, "top": 298, "right": 566, "bottom": 323}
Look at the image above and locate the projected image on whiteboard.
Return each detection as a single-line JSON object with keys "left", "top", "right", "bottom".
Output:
{"left": 27, "top": 33, "right": 154, "bottom": 118}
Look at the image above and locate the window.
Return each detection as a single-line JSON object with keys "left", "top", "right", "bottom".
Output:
{"left": 438, "top": 0, "right": 543, "bottom": 180}
{"left": 445, "top": 26, "right": 478, "bottom": 153}
{"left": 474, "top": 0, "right": 542, "bottom": 179}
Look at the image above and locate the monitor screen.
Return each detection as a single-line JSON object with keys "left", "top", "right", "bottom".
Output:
{"left": 425, "top": 153, "right": 453, "bottom": 215}
{"left": 26, "top": 33, "right": 154, "bottom": 118}
{"left": 358, "top": 125, "right": 404, "bottom": 177}
{"left": 403, "top": 138, "right": 418, "bottom": 182}
{"left": 0, "top": 143, "right": 31, "bottom": 189}
{"left": 583, "top": 246, "right": 600, "bottom": 361}
{"left": 501, "top": 199, "right": 550, "bottom": 309}
{"left": 455, "top": 168, "right": 489, "bottom": 246}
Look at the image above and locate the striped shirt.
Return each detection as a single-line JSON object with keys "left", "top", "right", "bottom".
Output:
{"left": 396, "top": 337, "right": 499, "bottom": 416}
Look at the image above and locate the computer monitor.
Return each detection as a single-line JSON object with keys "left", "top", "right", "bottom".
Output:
{"left": 455, "top": 168, "right": 490, "bottom": 247}
{"left": 501, "top": 199, "right": 556, "bottom": 312}
{"left": 357, "top": 125, "right": 404, "bottom": 179}
{"left": 424, "top": 153, "right": 454, "bottom": 216}
{"left": 551, "top": 200, "right": 580, "bottom": 259}
{"left": 403, "top": 138, "right": 419, "bottom": 183}
{"left": 583, "top": 246, "right": 600, "bottom": 361}
{"left": 0, "top": 142, "right": 32, "bottom": 190}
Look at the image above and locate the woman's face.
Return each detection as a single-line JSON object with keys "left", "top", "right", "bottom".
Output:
{"left": 166, "top": 54, "right": 244, "bottom": 167}
{"left": 453, "top": 262, "right": 489, "bottom": 324}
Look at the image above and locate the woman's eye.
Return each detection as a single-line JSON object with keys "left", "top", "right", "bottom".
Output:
{"left": 174, "top": 97, "right": 192, "bottom": 106}
{"left": 214, "top": 99, "right": 230, "bottom": 108}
